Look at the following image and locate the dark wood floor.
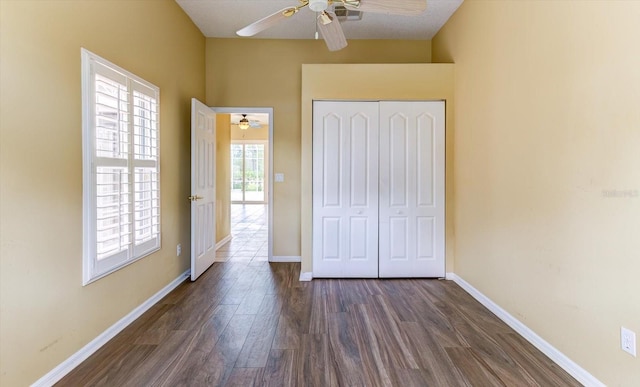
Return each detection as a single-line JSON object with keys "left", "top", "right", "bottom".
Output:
{"left": 57, "top": 262, "right": 581, "bottom": 386}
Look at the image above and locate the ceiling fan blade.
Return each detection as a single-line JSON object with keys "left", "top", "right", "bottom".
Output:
{"left": 236, "top": 7, "right": 298, "bottom": 37}
{"left": 317, "top": 12, "right": 348, "bottom": 52}
{"left": 350, "top": 0, "right": 427, "bottom": 15}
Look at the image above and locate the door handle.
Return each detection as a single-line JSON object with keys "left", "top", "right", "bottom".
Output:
{"left": 356, "top": 210, "right": 362, "bottom": 214}
{"left": 188, "top": 195, "right": 203, "bottom": 202}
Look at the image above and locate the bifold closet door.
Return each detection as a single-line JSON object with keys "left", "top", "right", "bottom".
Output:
{"left": 378, "top": 101, "right": 445, "bottom": 278}
{"left": 312, "top": 101, "right": 379, "bottom": 278}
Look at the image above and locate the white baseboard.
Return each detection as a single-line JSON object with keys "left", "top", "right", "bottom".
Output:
{"left": 215, "top": 234, "right": 232, "bottom": 250}
{"left": 270, "top": 256, "right": 301, "bottom": 263}
{"left": 299, "top": 271, "right": 313, "bottom": 281}
{"left": 31, "top": 270, "right": 190, "bottom": 387}
{"left": 447, "top": 273, "right": 604, "bottom": 387}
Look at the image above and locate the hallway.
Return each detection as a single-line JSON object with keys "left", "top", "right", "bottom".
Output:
{"left": 216, "top": 204, "right": 268, "bottom": 263}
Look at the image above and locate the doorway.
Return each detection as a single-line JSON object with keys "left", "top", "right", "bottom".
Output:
{"left": 212, "top": 107, "right": 273, "bottom": 262}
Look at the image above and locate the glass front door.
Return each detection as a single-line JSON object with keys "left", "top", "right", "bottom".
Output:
{"left": 231, "top": 142, "right": 266, "bottom": 203}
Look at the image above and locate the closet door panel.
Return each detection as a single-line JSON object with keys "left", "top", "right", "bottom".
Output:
{"left": 322, "top": 116, "right": 342, "bottom": 207}
{"left": 417, "top": 114, "right": 435, "bottom": 207}
{"left": 379, "top": 101, "right": 445, "bottom": 278}
{"left": 389, "top": 114, "right": 408, "bottom": 207}
{"left": 313, "top": 101, "right": 379, "bottom": 277}
{"left": 416, "top": 216, "right": 435, "bottom": 259}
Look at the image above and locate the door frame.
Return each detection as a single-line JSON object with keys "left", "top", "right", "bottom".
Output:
{"left": 211, "top": 107, "right": 274, "bottom": 262}
{"left": 231, "top": 140, "right": 269, "bottom": 205}
{"left": 301, "top": 64, "right": 455, "bottom": 281}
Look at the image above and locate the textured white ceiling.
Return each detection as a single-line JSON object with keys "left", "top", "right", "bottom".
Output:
{"left": 176, "top": 0, "right": 463, "bottom": 40}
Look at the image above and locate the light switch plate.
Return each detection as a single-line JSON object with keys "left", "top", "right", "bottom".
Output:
{"left": 275, "top": 173, "right": 284, "bottom": 182}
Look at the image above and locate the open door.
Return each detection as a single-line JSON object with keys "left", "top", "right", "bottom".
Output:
{"left": 190, "top": 98, "right": 216, "bottom": 281}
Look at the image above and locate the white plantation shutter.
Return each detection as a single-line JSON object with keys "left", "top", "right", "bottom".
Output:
{"left": 82, "top": 49, "right": 160, "bottom": 285}
{"left": 132, "top": 84, "right": 160, "bottom": 257}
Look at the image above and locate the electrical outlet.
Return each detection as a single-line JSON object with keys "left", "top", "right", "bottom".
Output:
{"left": 176, "top": 244, "right": 182, "bottom": 257}
{"left": 621, "top": 327, "right": 637, "bottom": 357}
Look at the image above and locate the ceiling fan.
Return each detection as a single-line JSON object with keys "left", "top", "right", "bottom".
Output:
{"left": 236, "top": 0, "right": 427, "bottom": 52}
{"left": 234, "top": 114, "right": 263, "bottom": 130}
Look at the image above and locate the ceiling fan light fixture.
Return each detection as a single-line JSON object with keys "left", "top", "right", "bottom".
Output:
{"left": 238, "top": 114, "right": 250, "bottom": 130}
{"left": 309, "top": 0, "right": 328, "bottom": 12}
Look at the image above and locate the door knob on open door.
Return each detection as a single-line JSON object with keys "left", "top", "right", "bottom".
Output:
{"left": 188, "top": 195, "right": 203, "bottom": 202}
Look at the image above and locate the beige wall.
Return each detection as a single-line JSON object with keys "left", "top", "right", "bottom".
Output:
{"left": 216, "top": 114, "right": 231, "bottom": 242}
{"left": 0, "top": 1, "right": 205, "bottom": 385}
{"left": 206, "top": 39, "right": 431, "bottom": 257}
{"left": 433, "top": 1, "right": 640, "bottom": 385}
{"left": 231, "top": 123, "right": 269, "bottom": 141}
{"left": 300, "top": 64, "right": 455, "bottom": 274}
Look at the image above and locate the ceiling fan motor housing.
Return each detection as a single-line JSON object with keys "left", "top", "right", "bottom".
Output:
{"left": 309, "top": 0, "right": 329, "bottom": 12}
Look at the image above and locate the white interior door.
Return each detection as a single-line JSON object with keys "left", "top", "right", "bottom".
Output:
{"left": 190, "top": 98, "right": 216, "bottom": 281}
{"left": 378, "top": 101, "right": 445, "bottom": 277}
{"left": 312, "top": 101, "right": 379, "bottom": 277}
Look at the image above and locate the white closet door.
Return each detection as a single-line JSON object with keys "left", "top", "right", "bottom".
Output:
{"left": 313, "top": 101, "right": 379, "bottom": 277}
{"left": 379, "top": 101, "right": 445, "bottom": 278}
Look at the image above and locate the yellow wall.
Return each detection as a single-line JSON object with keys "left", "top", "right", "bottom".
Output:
{"left": 433, "top": 1, "right": 640, "bottom": 385}
{"left": 300, "top": 64, "right": 455, "bottom": 273}
{"left": 0, "top": 1, "right": 205, "bottom": 385}
{"left": 206, "top": 39, "right": 431, "bottom": 257}
{"left": 231, "top": 123, "right": 269, "bottom": 141}
{"left": 216, "top": 114, "right": 231, "bottom": 242}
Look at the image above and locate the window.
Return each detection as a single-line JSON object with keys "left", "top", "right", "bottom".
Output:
{"left": 82, "top": 49, "right": 160, "bottom": 285}
{"left": 231, "top": 142, "right": 267, "bottom": 203}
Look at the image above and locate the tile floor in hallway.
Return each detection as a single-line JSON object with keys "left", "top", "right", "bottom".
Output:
{"left": 216, "top": 204, "right": 268, "bottom": 263}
